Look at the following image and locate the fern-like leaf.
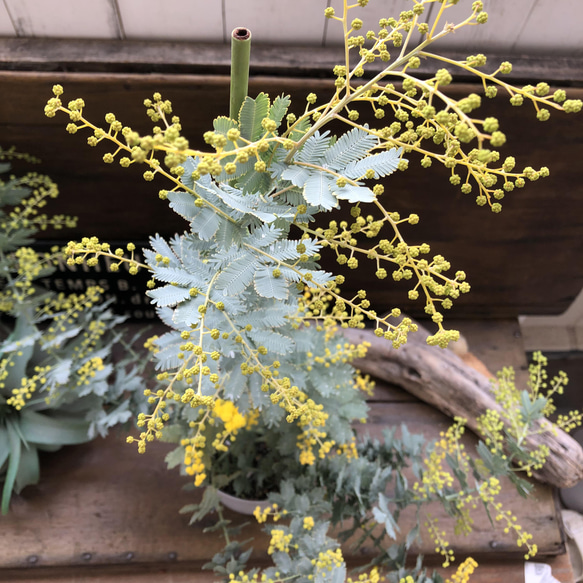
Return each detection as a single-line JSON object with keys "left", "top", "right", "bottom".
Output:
{"left": 343, "top": 148, "right": 402, "bottom": 179}
{"left": 277, "top": 266, "right": 302, "bottom": 283}
{"left": 209, "top": 290, "right": 248, "bottom": 315}
{"left": 303, "top": 172, "right": 337, "bottom": 210}
{"left": 239, "top": 93, "right": 270, "bottom": 142}
{"left": 254, "top": 266, "right": 289, "bottom": 300}
{"left": 302, "top": 268, "right": 334, "bottom": 285}
{"left": 168, "top": 190, "right": 198, "bottom": 221}
{"left": 265, "top": 239, "right": 301, "bottom": 262}
{"left": 215, "top": 255, "right": 259, "bottom": 294}
{"left": 268, "top": 94, "right": 291, "bottom": 129}
{"left": 324, "top": 127, "right": 378, "bottom": 171}
{"left": 180, "top": 157, "right": 198, "bottom": 189}
{"left": 152, "top": 266, "right": 205, "bottom": 288}
{"left": 333, "top": 184, "right": 376, "bottom": 204}
{"left": 213, "top": 116, "right": 238, "bottom": 152}
{"left": 248, "top": 329, "right": 294, "bottom": 355}
{"left": 246, "top": 224, "right": 283, "bottom": 249}
{"left": 289, "top": 116, "right": 311, "bottom": 142}
{"left": 148, "top": 284, "right": 192, "bottom": 307}
{"left": 247, "top": 302, "right": 295, "bottom": 328}
{"left": 213, "top": 183, "right": 293, "bottom": 223}
{"left": 281, "top": 165, "right": 310, "bottom": 187}
{"left": 172, "top": 296, "right": 205, "bottom": 328}
{"left": 154, "top": 348, "right": 182, "bottom": 372}
{"left": 191, "top": 206, "right": 222, "bottom": 241}
{"left": 238, "top": 167, "right": 273, "bottom": 196}
{"left": 156, "top": 306, "right": 179, "bottom": 329}
{"left": 148, "top": 235, "right": 180, "bottom": 268}
{"left": 296, "top": 131, "right": 332, "bottom": 165}
{"left": 215, "top": 219, "right": 244, "bottom": 248}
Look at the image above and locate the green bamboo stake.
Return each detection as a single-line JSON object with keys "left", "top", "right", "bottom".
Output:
{"left": 229, "top": 27, "right": 252, "bottom": 121}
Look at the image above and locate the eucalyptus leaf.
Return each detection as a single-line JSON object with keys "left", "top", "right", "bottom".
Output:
{"left": 0, "top": 425, "right": 9, "bottom": 470}
{"left": 19, "top": 410, "right": 90, "bottom": 445}
{"left": 14, "top": 444, "right": 40, "bottom": 494}
{"left": 2, "top": 419, "right": 21, "bottom": 514}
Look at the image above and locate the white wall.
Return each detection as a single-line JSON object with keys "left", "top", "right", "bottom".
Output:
{"left": 1, "top": 0, "right": 581, "bottom": 56}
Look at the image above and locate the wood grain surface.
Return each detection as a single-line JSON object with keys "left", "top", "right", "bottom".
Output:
{"left": 0, "top": 321, "right": 574, "bottom": 581}
{"left": 0, "top": 403, "right": 565, "bottom": 570}
{"left": 1, "top": 71, "right": 582, "bottom": 317}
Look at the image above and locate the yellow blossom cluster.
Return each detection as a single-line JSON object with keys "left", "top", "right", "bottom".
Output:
{"left": 213, "top": 399, "right": 247, "bottom": 433}
{"left": 348, "top": 568, "right": 381, "bottom": 583}
{"left": 0, "top": 246, "right": 61, "bottom": 309}
{"left": 40, "top": 287, "right": 105, "bottom": 347}
{"left": 492, "top": 501, "right": 538, "bottom": 560}
{"left": 210, "top": 400, "right": 260, "bottom": 455}
{"left": 336, "top": 438, "right": 359, "bottom": 460}
{"left": 476, "top": 353, "right": 580, "bottom": 476}
{"left": 445, "top": 557, "right": 478, "bottom": 583}
{"left": 0, "top": 167, "right": 76, "bottom": 247}
{"left": 6, "top": 364, "right": 50, "bottom": 410}
{"left": 477, "top": 476, "right": 501, "bottom": 505}
{"left": 297, "top": 423, "right": 334, "bottom": 466}
{"left": 303, "top": 516, "right": 315, "bottom": 530}
{"left": 267, "top": 529, "right": 294, "bottom": 555}
{"left": 181, "top": 436, "right": 207, "bottom": 486}
{"left": 75, "top": 357, "right": 105, "bottom": 386}
{"left": 74, "top": 320, "right": 108, "bottom": 360}
{"left": 426, "top": 516, "right": 455, "bottom": 567}
{"left": 557, "top": 410, "right": 583, "bottom": 433}
{"left": 413, "top": 422, "right": 466, "bottom": 497}
{"left": 354, "top": 372, "right": 375, "bottom": 396}
{"left": 253, "top": 503, "right": 285, "bottom": 524}
{"left": 311, "top": 548, "right": 344, "bottom": 573}
{"left": 63, "top": 237, "right": 145, "bottom": 275}
{"left": 305, "top": 339, "right": 370, "bottom": 372}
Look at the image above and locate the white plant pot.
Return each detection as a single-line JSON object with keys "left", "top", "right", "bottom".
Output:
{"left": 217, "top": 489, "right": 271, "bottom": 515}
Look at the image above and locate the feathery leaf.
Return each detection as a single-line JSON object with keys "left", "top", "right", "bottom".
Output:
{"left": 324, "top": 127, "right": 378, "bottom": 171}
{"left": 239, "top": 93, "right": 270, "bottom": 142}
{"left": 254, "top": 266, "right": 289, "bottom": 300}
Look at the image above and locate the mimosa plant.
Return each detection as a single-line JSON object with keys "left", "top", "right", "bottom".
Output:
{"left": 0, "top": 147, "right": 147, "bottom": 514}
{"left": 43, "top": 0, "right": 581, "bottom": 580}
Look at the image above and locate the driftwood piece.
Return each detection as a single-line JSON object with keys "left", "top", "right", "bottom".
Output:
{"left": 342, "top": 325, "right": 583, "bottom": 489}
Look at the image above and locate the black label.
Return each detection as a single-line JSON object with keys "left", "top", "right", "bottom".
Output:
{"left": 33, "top": 241, "right": 156, "bottom": 322}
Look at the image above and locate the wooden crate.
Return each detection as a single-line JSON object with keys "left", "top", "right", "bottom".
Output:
{"left": 1, "top": 62, "right": 582, "bottom": 318}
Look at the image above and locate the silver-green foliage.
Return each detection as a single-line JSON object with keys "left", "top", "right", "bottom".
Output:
{"left": 0, "top": 150, "right": 147, "bottom": 513}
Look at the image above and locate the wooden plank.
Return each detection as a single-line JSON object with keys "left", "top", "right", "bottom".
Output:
{"left": 2, "top": 39, "right": 583, "bottom": 83}
{"left": 2, "top": 555, "right": 576, "bottom": 583}
{"left": 1, "top": 71, "right": 582, "bottom": 318}
{"left": 0, "top": 398, "right": 565, "bottom": 577}
{"left": 1, "top": 556, "right": 577, "bottom": 583}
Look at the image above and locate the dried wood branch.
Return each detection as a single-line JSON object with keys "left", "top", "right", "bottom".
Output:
{"left": 343, "top": 326, "right": 583, "bottom": 488}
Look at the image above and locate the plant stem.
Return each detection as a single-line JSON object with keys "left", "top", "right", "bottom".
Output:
{"left": 229, "top": 27, "right": 252, "bottom": 121}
